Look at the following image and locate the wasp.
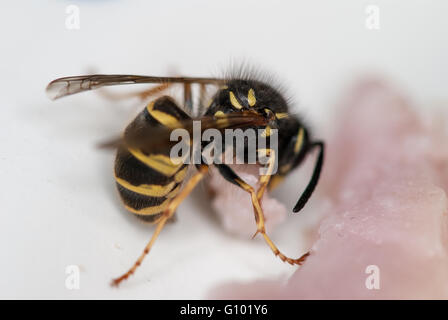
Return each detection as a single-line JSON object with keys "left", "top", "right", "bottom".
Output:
{"left": 46, "top": 72, "right": 325, "bottom": 286}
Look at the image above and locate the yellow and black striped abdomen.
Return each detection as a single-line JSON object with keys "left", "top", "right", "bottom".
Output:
{"left": 114, "top": 96, "right": 190, "bottom": 222}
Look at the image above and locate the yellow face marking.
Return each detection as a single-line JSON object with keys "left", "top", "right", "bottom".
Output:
{"left": 146, "top": 101, "right": 182, "bottom": 128}
{"left": 275, "top": 112, "right": 288, "bottom": 120}
{"left": 247, "top": 88, "right": 256, "bottom": 107}
{"left": 115, "top": 176, "right": 176, "bottom": 197}
{"left": 294, "top": 128, "right": 305, "bottom": 154}
{"left": 229, "top": 91, "right": 243, "bottom": 109}
{"left": 124, "top": 199, "right": 170, "bottom": 216}
{"left": 260, "top": 125, "right": 272, "bottom": 138}
{"left": 174, "top": 166, "right": 189, "bottom": 183}
{"left": 128, "top": 148, "right": 185, "bottom": 176}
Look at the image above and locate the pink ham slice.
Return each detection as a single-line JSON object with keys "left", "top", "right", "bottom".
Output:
{"left": 209, "top": 79, "right": 448, "bottom": 299}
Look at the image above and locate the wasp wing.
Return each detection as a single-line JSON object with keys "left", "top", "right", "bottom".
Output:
{"left": 99, "top": 112, "right": 268, "bottom": 153}
{"left": 46, "top": 74, "right": 224, "bottom": 100}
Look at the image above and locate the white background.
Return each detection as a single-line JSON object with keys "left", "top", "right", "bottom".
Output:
{"left": 0, "top": 1, "right": 447, "bottom": 299}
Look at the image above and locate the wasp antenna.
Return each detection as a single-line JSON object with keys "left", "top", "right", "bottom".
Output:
{"left": 293, "top": 141, "right": 325, "bottom": 213}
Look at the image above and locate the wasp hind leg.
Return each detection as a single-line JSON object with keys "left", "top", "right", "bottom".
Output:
{"left": 215, "top": 164, "right": 309, "bottom": 266}
{"left": 111, "top": 165, "right": 209, "bottom": 287}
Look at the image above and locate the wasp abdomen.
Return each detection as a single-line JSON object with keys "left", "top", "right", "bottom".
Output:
{"left": 114, "top": 96, "right": 190, "bottom": 222}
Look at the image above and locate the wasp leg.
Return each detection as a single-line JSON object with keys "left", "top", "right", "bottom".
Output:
{"left": 111, "top": 165, "right": 209, "bottom": 287}
{"left": 215, "top": 164, "right": 309, "bottom": 266}
{"left": 256, "top": 148, "right": 276, "bottom": 202}
{"left": 183, "top": 82, "right": 193, "bottom": 114}
{"left": 196, "top": 83, "right": 208, "bottom": 117}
